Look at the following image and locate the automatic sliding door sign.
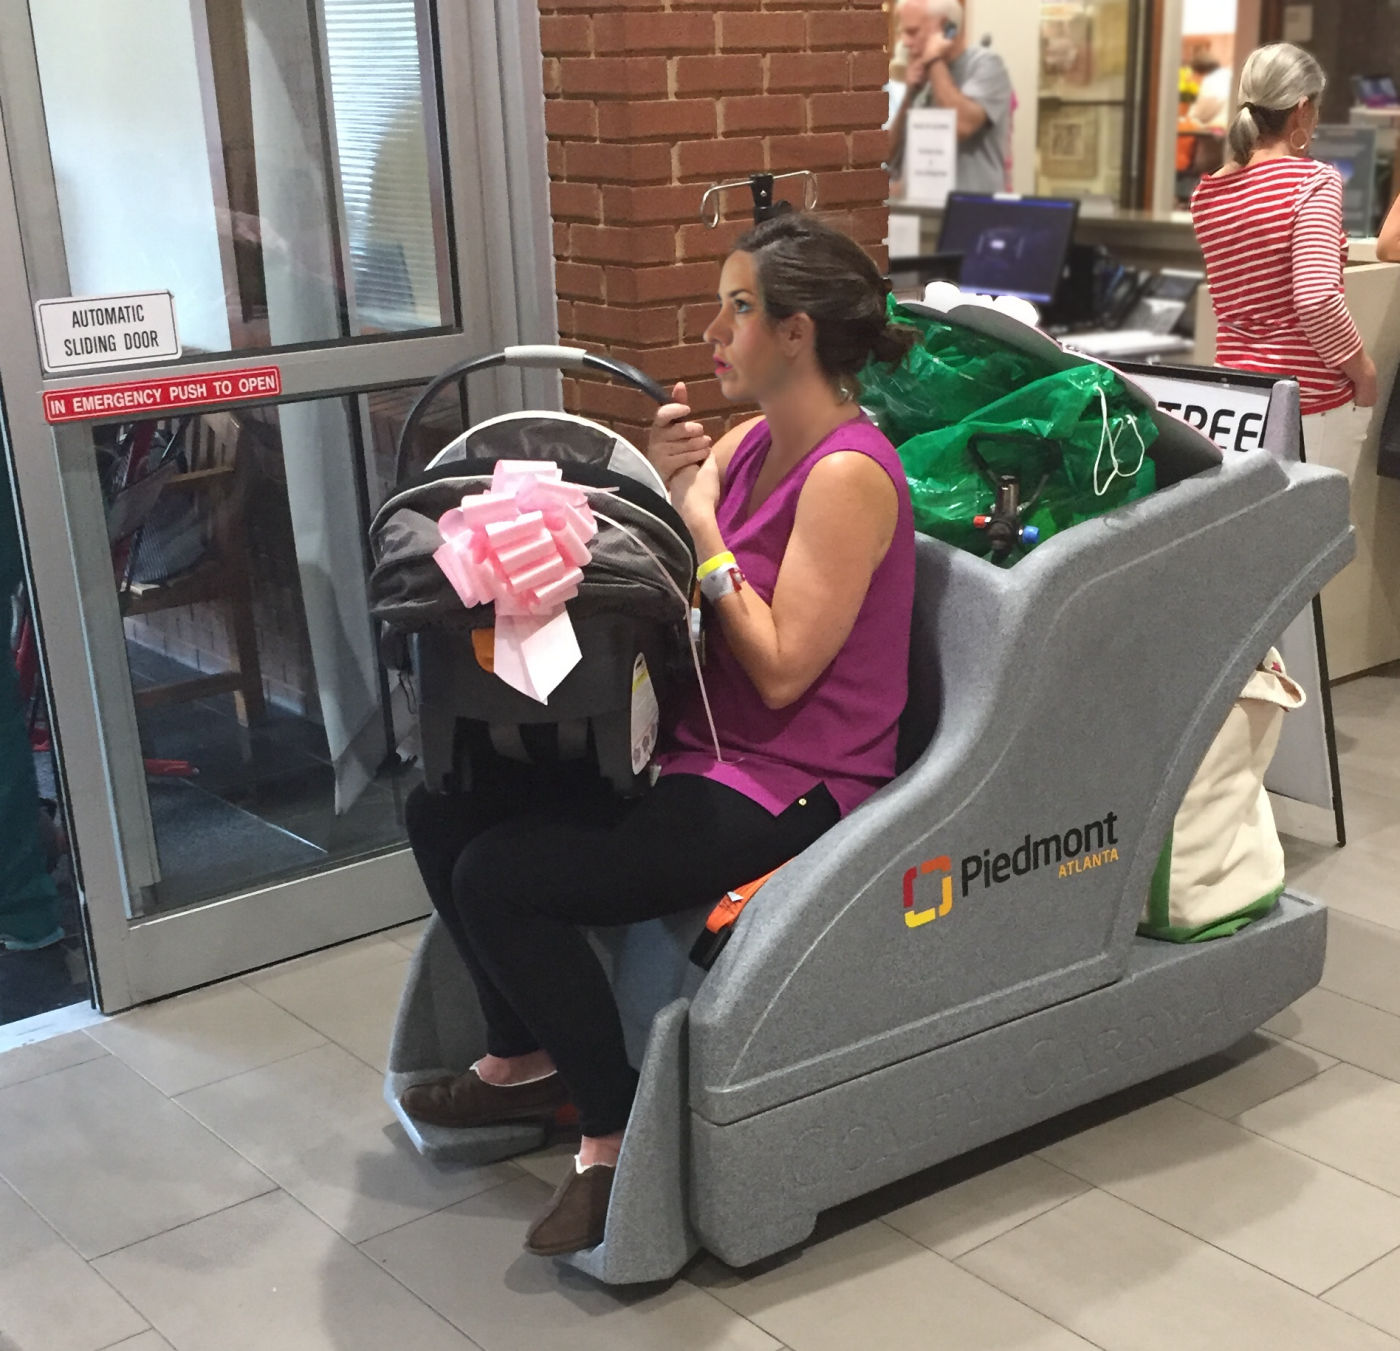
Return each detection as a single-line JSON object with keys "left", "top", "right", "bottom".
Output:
{"left": 42, "top": 366, "right": 282, "bottom": 424}
{"left": 35, "top": 290, "right": 181, "bottom": 372}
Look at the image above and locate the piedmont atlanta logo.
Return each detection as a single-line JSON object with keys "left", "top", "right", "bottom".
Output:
{"left": 904, "top": 812, "right": 1121, "bottom": 930}
{"left": 902, "top": 856, "right": 954, "bottom": 928}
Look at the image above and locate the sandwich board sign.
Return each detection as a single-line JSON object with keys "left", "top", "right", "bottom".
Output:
{"left": 1122, "top": 362, "right": 1346, "bottom": 842}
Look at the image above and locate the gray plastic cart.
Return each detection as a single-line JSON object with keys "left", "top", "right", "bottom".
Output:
{"left": 383, "top": 329, "right": 1351, "bottom": 1284}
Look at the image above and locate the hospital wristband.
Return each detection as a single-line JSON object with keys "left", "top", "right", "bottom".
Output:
{"left": 697, "top": 550, "right": 744, "bottom": 603}
{"left": 695, "top": 550, "right": 737, "bottom": 581}
{"left": 700, "top": 565, "right": 743, "bottom": 602}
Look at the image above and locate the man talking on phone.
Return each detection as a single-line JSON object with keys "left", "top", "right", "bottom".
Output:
{"left": 888, "top": 0, "right": 1013, "bottom": 198}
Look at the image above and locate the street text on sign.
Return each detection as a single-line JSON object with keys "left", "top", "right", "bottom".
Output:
{"left": 35, "top": 291, "right": 181, "bottom": 372}
{"left": 43, "top": 366, "right": 282, "bottom": 424}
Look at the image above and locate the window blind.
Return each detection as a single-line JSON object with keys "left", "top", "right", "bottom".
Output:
{"left": 321, "top": 0, "right": 447, "bottom": 331}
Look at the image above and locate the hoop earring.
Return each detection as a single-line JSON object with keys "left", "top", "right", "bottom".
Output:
{"left": 1289, "top": 128, "right": 1310, "bottom": 153}
{"left": 836, "top": 379, "right": 855, "bottom": 404}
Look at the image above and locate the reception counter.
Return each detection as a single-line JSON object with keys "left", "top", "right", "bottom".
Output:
{"left": 889, "top": 201, "right": 1400, "bottom": 679}
{"left": 888, "top": 202, "right": 1201, "bottom": 268}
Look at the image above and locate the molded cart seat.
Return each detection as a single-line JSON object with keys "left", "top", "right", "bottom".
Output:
{"left": 384, "top": 378, "right": 1352, "bottom": 1283}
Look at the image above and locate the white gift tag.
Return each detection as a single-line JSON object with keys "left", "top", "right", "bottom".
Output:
{"left": 630, "top": 652, "right": 659, "bottom": 774}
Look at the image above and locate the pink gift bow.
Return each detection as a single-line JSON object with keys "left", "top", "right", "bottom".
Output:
{"left": 433, "top": 460, "right": 598, "bottom": 703}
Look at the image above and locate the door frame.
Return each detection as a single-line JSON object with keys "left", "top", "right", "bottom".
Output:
{"left": 0, "top": 0, "right": 556, "bottom": 1009}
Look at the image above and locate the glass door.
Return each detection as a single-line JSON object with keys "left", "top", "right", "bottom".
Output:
{"left": 1036, "top": 0, "right": 1153, "bottom": 207}
{"left": 0, "top": 0, "right": 556, "bottom": 1009}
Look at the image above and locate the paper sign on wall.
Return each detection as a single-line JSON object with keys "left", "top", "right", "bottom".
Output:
{"left": 1282, "top": 4, "right": 1313, "bottom": 43}
{"left": 905, "top": 108, "right": 957, "bottom": 208}
{"left": 35, "top": 290, "right": 180, "bottom": 373}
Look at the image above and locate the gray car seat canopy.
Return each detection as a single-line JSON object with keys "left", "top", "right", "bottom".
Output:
{"left": 431, "top": 410, "right": 667, "bottom": 496}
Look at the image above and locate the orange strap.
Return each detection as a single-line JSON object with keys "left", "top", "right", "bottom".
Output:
{"left": 704, "top": 867, "right": 783, "bottom": 934}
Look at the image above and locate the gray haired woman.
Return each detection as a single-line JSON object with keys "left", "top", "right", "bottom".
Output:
{"left": 1191, "top": 43, "right": 1376, "bottom": 473}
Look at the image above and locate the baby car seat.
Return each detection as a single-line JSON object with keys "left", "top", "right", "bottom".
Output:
{"left": 368, "top": 346, "right": 695, "bottom": 796}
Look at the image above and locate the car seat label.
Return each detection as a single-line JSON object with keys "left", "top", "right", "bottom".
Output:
{"left": 630, "top": 653, "right": 659, "bottom": 774}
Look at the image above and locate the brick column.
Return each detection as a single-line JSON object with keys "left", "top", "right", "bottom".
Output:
{"left": 538, "top": 2, "right": 891, "bottom": 443}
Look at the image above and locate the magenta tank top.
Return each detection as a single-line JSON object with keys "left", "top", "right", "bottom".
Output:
{"left": 656, "top": 416, "right": 914, "bottom": 817}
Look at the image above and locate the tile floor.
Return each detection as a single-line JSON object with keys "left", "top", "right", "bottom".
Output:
{"left": 126, "top": 643, "right": 417, "bottom": 917}
{"left": 0, "top": 670, "right": 1397, "bottom": 1350}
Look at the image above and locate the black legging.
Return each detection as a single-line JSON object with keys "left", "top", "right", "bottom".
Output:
{"left": 404, "top": 766, "right": 839, "bottom": 1137}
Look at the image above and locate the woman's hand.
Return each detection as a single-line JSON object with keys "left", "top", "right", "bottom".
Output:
{"left": 1344, "top": 349, "right": 1378, "bottom": 408}
{"left": 647, "top": 382, "right": 712, "bottom": 484}
{"left": 1355, "top": 359, "right": 1378, "bottom": 408}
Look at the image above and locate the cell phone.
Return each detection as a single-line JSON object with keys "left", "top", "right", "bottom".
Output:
{"left": 942, "top": 20, "right": 959, "bottom": 38}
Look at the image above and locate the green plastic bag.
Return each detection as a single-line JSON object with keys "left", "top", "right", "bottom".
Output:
{"left": 859, "top": 301, "right": 1159, "bottom": 562}
{"left": 858, "top": 300, "right": 1056, "bottom": 446}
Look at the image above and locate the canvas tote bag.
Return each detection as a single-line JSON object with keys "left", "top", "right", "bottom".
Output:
{"left": 1141, "top": 649, "right": 1305, "bottom": 942}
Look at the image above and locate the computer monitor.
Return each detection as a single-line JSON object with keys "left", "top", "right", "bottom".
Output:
{"left": 1352, "top": 73, "right": 1399, "bottom": 107}
{"left": 936, "top": 193, "right": 1079, "bottom": 305}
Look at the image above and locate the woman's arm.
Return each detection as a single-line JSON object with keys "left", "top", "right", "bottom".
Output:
{"left": 1378, "top": 191, "right": 1400, "bottom": 263}
{"left": 675, "top": 450, "right": 898, "bottom": 710}
{"left": 1291, "top": 169, "right": 1374, "bottom": 404}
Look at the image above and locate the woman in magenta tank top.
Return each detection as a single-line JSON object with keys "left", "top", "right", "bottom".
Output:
{"left": 653, "top": 229, "right": 916, "bottom": 819}
{"left": 399, "top": 215, "right": 916, "bottom": 1255}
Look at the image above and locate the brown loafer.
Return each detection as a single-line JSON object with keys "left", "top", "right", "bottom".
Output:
{"left": 399, "top": 1067, "right": 569, "bottom": 1129}
{"left": 524, "top": 1162, "right": 615, "bottom": 1256}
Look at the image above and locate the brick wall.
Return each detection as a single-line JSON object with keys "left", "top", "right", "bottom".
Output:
{"left": 538, "top": 2, "right": 892, "bottom": 443}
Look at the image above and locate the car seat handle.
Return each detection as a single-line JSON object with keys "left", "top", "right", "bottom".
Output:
{"left": 502, "top": 345, "right": 669, "bottom": 404}
{"left": 395, "top": 345, "right": 668, "bottom": 486}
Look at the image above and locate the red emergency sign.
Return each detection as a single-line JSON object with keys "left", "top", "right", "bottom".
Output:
{"left": 42, "top": 365, "right": 282, "bottom": 424}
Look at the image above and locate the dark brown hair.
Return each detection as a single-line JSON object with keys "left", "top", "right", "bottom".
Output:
{"left": 732, "top": 213, "right": 916, "bottom": 381}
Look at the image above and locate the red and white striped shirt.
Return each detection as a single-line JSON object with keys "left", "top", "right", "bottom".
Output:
{"left": 1191, "top": 158, "right": 1362, "bottom": 414}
